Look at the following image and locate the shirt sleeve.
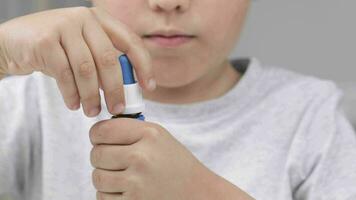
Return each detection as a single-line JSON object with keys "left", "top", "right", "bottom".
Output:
{"left": 292, "top": 85, "right": 356, "bottom": 200}
{"left": 0, "top": 75, "right": 42, "bottom": 199}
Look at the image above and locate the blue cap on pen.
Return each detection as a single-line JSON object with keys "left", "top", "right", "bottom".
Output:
{"left": 119, "top": 55, "right": 136, "bottom": 85}
{"left": 118, "top": 54, "right": 145, "bottom": 115}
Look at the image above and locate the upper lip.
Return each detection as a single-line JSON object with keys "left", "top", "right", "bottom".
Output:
{"left": 143, "top": 29, "right": 195, "bottom": 38}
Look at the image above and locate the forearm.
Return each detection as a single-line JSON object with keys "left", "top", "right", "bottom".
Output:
{"left": 0, "top": 58, "right": 6, "bottom": 80}
{"left": 190, "top": 164, "right": 255, "bottom": 200}
{"left": 206, "top": 173, "right": 254, "bottom": 200}
{"left": 0, "top": 60, "right": 6, "bottom": 79}
{"left": 0, "top": 24, "right": 7, "bottom": 80}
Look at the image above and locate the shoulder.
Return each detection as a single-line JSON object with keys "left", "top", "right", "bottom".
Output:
{"left": 256, "top": 62, "right": 343, "bottom": 107}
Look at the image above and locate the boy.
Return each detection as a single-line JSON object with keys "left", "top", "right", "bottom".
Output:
{"left": 0, "top": 0, "right": 356, "bottom": 199}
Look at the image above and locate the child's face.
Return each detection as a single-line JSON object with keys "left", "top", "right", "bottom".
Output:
{"left": 93, "top": 0, "right": 250, "bottom": 88}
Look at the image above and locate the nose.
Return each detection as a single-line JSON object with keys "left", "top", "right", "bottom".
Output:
{"left": 148, "top": 0, "right": 190, "bottom": 13}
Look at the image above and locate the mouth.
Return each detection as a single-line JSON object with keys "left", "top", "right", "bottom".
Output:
{"left": 143, "top": 30, "right": 196, "bottom": 48}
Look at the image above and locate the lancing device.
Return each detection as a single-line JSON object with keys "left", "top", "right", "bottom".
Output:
{"left": 112, "top": 55, "right": 145, "bottom": 121}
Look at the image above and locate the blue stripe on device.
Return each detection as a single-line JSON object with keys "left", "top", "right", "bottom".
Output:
{"left": 137, "top": 114, "right": 145, "bottom": 121}
{"left": 119, "top": 55, "right": 136, "bottom": 85}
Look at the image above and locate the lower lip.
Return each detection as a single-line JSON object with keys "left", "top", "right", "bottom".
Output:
{"left": 143, "top": 36, "right": 194, "bottom": 48}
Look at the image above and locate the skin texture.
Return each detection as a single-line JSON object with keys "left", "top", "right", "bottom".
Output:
{"left": 0, "top": 0, "right": 253, "bottom": 199}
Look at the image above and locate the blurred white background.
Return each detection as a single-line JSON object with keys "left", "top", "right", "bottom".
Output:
{"left": 0, "top": 0, "right": 355, "bottom": 125}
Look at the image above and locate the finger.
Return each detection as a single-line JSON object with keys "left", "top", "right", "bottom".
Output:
{"left": 83, "top": 17, "right": 125, "bottom": 115}
{"left": 90, "top": 145, "right": 130, "bottom": 170}
{"left": 97, "top": 192, "right": 126, "bottom": 200}
{"left": 92, "top": 168, "right": 131, "bottom": 193}
{"left": 60, "top": 26, "right": 101, "bottom": 117}
{"left": 42, "top": 42, "right": 80, "bottom": 110}
{"left": 90, "top": 7, "right": 156, "bottom": 91}
{"left": 89, "top": 118, "right": 146, "bottom": 145}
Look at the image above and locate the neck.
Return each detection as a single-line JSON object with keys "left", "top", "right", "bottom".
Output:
{"left": 143, "top": 60, "right": 241, "bottom": 104}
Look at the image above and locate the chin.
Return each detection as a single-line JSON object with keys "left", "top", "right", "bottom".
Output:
{"left": 155, "top": 73, "right": 193, "bottom": 88}
{"left": 156, "top": 81, "right": 188, "bottom": 88}
{"left": 153, "top": 68, "right": 197, "bottom": 88}
{"left": 150, "top": 57, "right": 205, "bottom": 88}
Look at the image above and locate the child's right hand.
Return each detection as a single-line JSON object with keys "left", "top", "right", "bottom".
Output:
{"left": 0, "top": 6, "right": 155, "bottom": 117}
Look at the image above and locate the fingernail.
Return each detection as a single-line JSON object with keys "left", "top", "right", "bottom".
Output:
{"left": 70, "top": 103, "right": 80, "bottom": 110}
{"left": 88, "top": 107, "right": 100, "bottom": 117}
{"left": 112, "top": 103, "right": 125, "bottom": 114}
{"left": 147, "top": 78, "right": 156, "bottom": 91}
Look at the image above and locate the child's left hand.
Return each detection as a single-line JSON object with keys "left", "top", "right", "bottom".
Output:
{"left": 89, "top": 118, "right": 213, "bottom": 200}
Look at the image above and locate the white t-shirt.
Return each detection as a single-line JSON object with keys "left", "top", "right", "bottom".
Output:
{"left": 1, "top": 58, "right": 356, "bottom": 200}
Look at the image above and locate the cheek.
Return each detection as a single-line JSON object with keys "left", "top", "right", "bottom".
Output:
{"left": 100, "top": 0, "right": 141, "bottom": 27}
{"left": 202, "top": 0, "right": 249, "bottom": 55}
